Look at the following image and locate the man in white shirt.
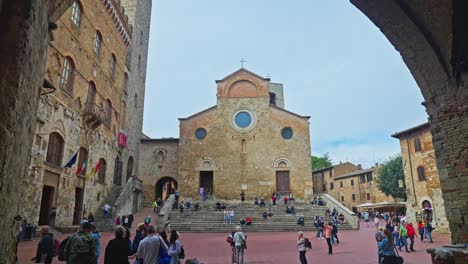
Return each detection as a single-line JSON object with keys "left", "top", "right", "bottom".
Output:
{"left": 103, "top": 204, "right": 110, "bottom": 228}
{"left": 233, "top": 226, "right": 246, "bottom": 264}
{"left": 136, "top": 225, "right": 168, "bottom": 264}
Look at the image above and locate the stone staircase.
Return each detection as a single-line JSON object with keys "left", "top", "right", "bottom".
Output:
{"left": 168, "top": 200, "right": 355, "bottom": 233}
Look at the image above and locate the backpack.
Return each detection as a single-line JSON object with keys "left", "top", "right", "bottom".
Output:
{"left": 178, "top": 246, "right": 185, "bottom": 259}
{"left": 58, "top": 237, "right": 69, "bottom": 261}
{"left": 51, "top": 238, "right": 60, "bottom": 257}
{"left": 304, "top": 238, "right": 312, "bottom": 249}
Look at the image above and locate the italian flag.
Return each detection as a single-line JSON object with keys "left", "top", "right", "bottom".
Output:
{"left": 87, "top": 159, "right": 103, "bottom": 180}
{"left": 76, "top": 159, "right": 88, "bottom": 175}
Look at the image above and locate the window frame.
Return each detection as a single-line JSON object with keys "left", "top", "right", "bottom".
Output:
{"left": 414, "top": 137, "right": 422, "bottom": 152}
{"left": 330, "top": 182, "right": 334, "bottom": 190}
{"left": 97, "top": 158, "right": 107, "bottom": 184}
{"left": 58, "top": 57, "right": 75, "bottom": 94}
{"left": 46, "top": 132, "right": 65, "bottom": 167}
{"left": 105, "top": 99, "right": 112, "bottom": 128}
{"left": 417, "top": 166, "right": 426, "bottom": 181}
{"left": 70, "top": 1, "right": 82, "bottom": 27}
{"left": 94, "top": 31, "right": 102, "bottom": 57}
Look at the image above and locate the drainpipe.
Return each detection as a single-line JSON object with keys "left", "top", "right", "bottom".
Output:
{"left": 405, "top": 134, "right": 418, "bottom": 209}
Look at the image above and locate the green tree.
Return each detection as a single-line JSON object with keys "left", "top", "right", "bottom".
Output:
{"left": 376, "top": 155, "right": 407, "bottom": 200}
{"left": 311, "top": 153, "right": 332, "bottom": 170}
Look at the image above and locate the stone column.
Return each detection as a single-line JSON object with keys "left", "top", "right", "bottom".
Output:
{"left": 425, "top": 76, "right": 468, "bottom": 244}
{"left": 0, "top": 0, "right": 72, "bottom": 262}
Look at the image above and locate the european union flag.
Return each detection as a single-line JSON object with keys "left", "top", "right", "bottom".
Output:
{"left": 64, "top": 151, "right": 78, "bottom": 168}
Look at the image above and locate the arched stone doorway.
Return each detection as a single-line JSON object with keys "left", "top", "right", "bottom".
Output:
{"left": 155, "top": 177, "right": 178, "bottom": 201}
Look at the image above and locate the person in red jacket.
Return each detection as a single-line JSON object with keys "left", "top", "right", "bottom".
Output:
{"left": 405, "top": 222, "right": 417, "bottom": 251}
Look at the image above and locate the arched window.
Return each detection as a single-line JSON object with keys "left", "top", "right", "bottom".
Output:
{"left": 58, "top": 57, "right": 75, "bottom": 94}
{"left": 70, "top": 1, "right": 82, "bottom": 27}
{"left": 417, "top": 166, "right": 426, "bottom": 181}
{"left": 126, "top": 156, "right": 134, "bottom": 181}
{"left": 110, "top": 54, "right": 116, "bottom": 79}
{"left": 97, "top": 158, "right": 106, "bottom": 184}
{"left": 86, "top": 81, "right": 96, "bottom": 106}
{"left": 46, "top": 132, "right": 64, "bottom": 166}
{"left": 113, "top": 155, "right": 122, "bottom": 186}
{"left": 105, "top": 99, "right": 112, "bottom": 127}
{"left": 414, "top": 137, "right": 422, "bottom": 152}
{"left": 77, "top": 147, "right": 88, "bottom": 176}
{"left": 94, "top": 31, "right": 102, "bottom": 56}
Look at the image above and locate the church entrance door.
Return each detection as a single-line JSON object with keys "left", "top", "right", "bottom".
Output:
{"left": 199, "top": 171, "right": 214, "bottom": 195}
{"left": 276, "top": 171, "right": 290, "bottom": 195}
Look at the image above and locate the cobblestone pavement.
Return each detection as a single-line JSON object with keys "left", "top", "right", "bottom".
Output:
{"left": 18, "top": 209, "right": 448, "bottom": 264}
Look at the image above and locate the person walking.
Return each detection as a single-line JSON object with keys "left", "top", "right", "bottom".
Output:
{"left": 425, "top": 222, "right": 434, "bottom": 243}
{"left": 240, "top": 191, "right": 245, "bottom": 205}
{"left": 272, "top": 193, "right": 276, "bottom": 206}
{"left": 64, "top": 221, "right": 96, "bottom": 264}
{"left": 131, "top": 223, "right": 145, "bottom": 264}
{"left": 128, "top": 212, "right": 134, "bottom": 228}
{"left": 179, "top": 201, "right": 184, "bottom": 214}
{"left": 31, "top": 226, "right": 54, "bottom": 264}
{"left": 168, "top": 230, "right": 181, "bottom": 264}
{"left": 417, "top": 221, "right": 425, "bottom": 242}
{"left": 134, "top": 225, "right": 168, "bottom": 264}
{"left": 233, "top": 226, "right": 247, "bottom": 264}
{"left": 185, "top": 200, "right": 191, "bottom": 216}
{"left": 104, "top": 226, "right": 132, "bottom": 264}
{"left": 406, "top": 222, "right": 417, "bottom": 251}
{"left": 378, "top": 229, "right": 397, "bottom": 264}
{"left": 103, "top": 203, "right": 111, "bottom": 229}
{"left": 324, "top": 222, "right": 333, "bottom": 254}
{"left": 297, "top": 231, "right": 308, "bottom": 264}
{"left": 49, "top": 207, "right": 56, "bottom": 228}
{"left": 374, "top": 216, "right": 380, "bottom": 230}
{"left": 152, "top": 200, "right": 158, "bottom": 214}
{"left": 399, "top": 222, "right": 410, "bottom": 252}
{"left": 331, "top": 222, "right": 340, "bottom": 244}
{"left": 91, "top": 224, "right": 102, "bottom": 264}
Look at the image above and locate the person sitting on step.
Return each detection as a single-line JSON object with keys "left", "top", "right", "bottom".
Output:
{"left": 216, "top": 201, "right": 221, "bottom": 211}
{"left": 297, "top": 215, "right": 305, "bottom": 226}
{"left": 286, "top": 206, "right": 292, "bottom": 214}
{"left": 268, "top": 210, "right": 273, "bottom": 218}
{"left": 245, "top": 216, "right": 252, "bottom": 225}
{"left": 260, "top": 197, "right": 266, "bottom": 207}
{"left": 254, "top": 197, "right": 259, "bottom": 205}
{"left": 261, "top": 211, "right": 267, "bottom": 220}
{"left": 240, "top": 217, "right": 246, "bottom": 226}
{"left": 291, "top": 206, "right": 296, "bottom": 216}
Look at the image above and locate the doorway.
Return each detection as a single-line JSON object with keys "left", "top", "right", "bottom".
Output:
{"left": 276, "top": 171, "right": 290, "bottom": 195}
{"left": 39, "top": 186, "right": 55, "bottom": 225}
{"left": 199, "top": 171, "right": 214, "bottom": 195}
{"left": 73, "top": 188, "right": 84, "bottom": 225}
{"left": 155, "top": 177, "right": 178, "bottom": 201}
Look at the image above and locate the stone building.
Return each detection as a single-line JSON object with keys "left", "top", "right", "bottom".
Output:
{"left": 313, "top": 163, "right": 391, "bottom": 210}
{"left": 392, "top": 122, "right": 449, "bottom": 232}
{"left": 140, "top": 68, "right": 313, "bottom": 201}
{"left": 21, "top": 0, "right": 151, "bottom": 227}
{"left": 312, "top": 162, "right": 359, "bottom": 195}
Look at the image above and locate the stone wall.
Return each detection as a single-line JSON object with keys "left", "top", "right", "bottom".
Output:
{"left": 139, "top": 139, "right": 179, "bottom": 202}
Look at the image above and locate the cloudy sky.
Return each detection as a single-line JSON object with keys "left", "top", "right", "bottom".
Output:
{"left": 142, "top": 1, "right": 428, "bottom": 168}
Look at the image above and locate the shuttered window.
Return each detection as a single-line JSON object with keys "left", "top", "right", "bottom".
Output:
{"left": 46, "top": 132, "right": 64, "bottom": 166}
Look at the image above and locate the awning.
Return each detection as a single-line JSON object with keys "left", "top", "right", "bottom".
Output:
{"left": 354, "top": 202, "right": 375, "bottom": 208}
{"left": 373, "top": 201, "right": 406, "bottom": 207}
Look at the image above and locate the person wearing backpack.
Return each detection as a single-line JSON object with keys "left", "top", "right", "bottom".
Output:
{"left": 233, "top": 226, "right": 247, "bottom": 264}
{"left": 296, "top": 231, "right": 308, "bottom": 264}
{"left": 31, "top": 226, "right": 54, "bottom": 264}
{"left": 91, "top": 223, "right": 102, "bottom": 264}
{"left": 64, "top": 221, "right": 96, "bottom": 264}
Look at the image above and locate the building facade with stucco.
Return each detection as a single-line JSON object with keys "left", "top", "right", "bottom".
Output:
{"left": 140, "top": 68, "right": 313, "bottom": 201}
{"left": 392, "top": 122, "right": 449, "bottom": 233}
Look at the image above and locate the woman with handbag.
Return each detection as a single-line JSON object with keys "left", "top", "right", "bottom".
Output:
{"left": 378, "top": 230, "right": 398, "bottom": 264}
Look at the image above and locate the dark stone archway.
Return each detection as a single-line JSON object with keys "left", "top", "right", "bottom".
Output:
{"left": 351, "top": 0, "right": 468, "bottom": 244}
{"left": 155, "top": 177, "right": 178, "bottom": 201}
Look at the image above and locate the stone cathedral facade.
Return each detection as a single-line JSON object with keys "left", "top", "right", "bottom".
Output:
{"left": 140, "top": 69, "right": 313, "bottom": 201}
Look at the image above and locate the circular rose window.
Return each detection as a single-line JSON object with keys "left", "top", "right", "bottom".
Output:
{"left": 234, "top": 111, "right": 252, "bottom": 128}
{"left": 281, "top": 127, "right": 293, "bottom": 139}
{"left": 195, "top": 128, "right": 207, "bottom": 139}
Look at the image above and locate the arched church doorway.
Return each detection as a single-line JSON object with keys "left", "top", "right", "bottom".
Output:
{"left": 155, "top": 177, "right": 178, "bottom": 201}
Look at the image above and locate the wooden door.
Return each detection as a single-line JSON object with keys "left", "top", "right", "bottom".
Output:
{"left": 73, "top": 188, "right": 84, "bottom": 225}
{"left": 200, "top": 171, "right": 214, "bottom": 194}
{"left": 39, "top": 186, "right": 54, "bottom": 225}
{"left": 276, "top": 171, "right": 290, "bottom": 195}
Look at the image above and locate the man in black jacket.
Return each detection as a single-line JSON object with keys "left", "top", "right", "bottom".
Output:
{"left": 31, "top": 226, "right": 54, "bottom": 264}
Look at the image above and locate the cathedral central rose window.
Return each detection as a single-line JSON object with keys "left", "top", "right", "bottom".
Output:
{"left": 234, "top": 111, "right": 252, "bottom": 128}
